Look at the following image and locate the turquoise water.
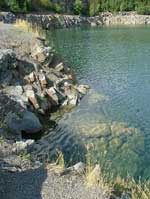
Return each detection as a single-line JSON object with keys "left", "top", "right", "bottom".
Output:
{"left": 37, "top": 26, "right": 150, "bottom": 179}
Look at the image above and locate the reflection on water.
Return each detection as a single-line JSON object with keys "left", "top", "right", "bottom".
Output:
{"left": 33, "top": 26, "right": 150, "bottom": 179}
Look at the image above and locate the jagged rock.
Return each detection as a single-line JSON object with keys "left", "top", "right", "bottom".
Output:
{"left": 38, "top": 72, "right": 47, "bottom": 89}
{"left": 64, "top": 82, "right": 78, "bottom": 105}
{"left": 31, "top": 45, "right": 54, "bottom": 65}
{"left": 26, "top": 88, "right": 40, "bottom": 109}
{"left": 5, "top": 85, "right": 28, "bottom": 108}
{"left": 28, "top": 72, "right": 35, "bottom": 83}
{"left": 46, "top": 87, "right": 59, "bottom": 105}
{"left": 76, "top": 84, "right": 89, "bottom": 95}
{"left": 55, "top": 62, "right": 64, "bottom": 72}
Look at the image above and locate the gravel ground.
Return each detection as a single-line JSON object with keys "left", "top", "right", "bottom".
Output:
{"left": 0, "top": 168, "right": 108, "bottom": 199}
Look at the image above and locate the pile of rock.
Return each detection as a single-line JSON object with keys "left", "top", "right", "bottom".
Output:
{"left": 0, "top": 36, "right": 89, "bottom": 139}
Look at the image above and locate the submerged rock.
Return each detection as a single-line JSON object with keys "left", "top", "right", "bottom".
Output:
{"left": 75, "top": 120, "right": 145, "bottom": 177}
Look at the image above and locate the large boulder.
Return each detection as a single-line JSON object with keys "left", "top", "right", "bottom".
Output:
{"left": 6, "top": 111, "right": 42, "bottom": 135}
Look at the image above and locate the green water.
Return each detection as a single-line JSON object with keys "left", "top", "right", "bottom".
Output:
{"left": 41, "top": 26, "right": 150, "bottom": 179}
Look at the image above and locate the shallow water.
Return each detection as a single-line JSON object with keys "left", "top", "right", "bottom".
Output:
{"left": 34, "top": 26, "right": 150, "bottom": 179}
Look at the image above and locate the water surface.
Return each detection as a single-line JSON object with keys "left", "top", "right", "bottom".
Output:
{"left": 36, "top": 26, "right": 150, "bottom": 179}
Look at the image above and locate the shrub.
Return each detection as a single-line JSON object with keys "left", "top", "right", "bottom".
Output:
{"left": 136, "top": 4, "right": 150, "bottom": 15}
{"left": 52, "top": 3, "right": 62, "bottom": 14}
{"left": 39, "top": 0, "right": 52, "bottom": 10}
{"left": 74, "top": 0, "right": 83, "bottom": 15}
{"left": 7, "top": 0, "right": 20, "bottom": 12}
{"left": 89, "top": 0, "right": 100, "bottom": 16}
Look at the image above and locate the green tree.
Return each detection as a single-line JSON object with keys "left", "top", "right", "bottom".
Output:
{"left": 74, "top": 0, "right": 83, "bottom": 15}
{"left": 7, "top": 0, "right": 20, "bottom": 12}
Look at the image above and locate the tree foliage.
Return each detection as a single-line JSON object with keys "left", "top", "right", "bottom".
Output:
{"left": 0, "top": 0, "right": 150, "bottom": 15}
{"left": 74, "top": 0, "right": 83, "bottom": 15}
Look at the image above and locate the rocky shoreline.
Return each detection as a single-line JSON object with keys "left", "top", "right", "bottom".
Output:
{"left": 0, "top": 23, "right": 110, "bottom": 199}
{"left": 0, "top": 24, "right": 89, "bottom": 172}
{"left": 1, "top": 11, "right": 150, "bottom": 29}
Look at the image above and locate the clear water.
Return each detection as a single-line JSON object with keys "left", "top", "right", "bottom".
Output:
{"left": 34, "top": 26, "right": 150, "bottom": 180}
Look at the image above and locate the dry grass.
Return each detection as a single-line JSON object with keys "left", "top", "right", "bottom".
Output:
{"left": 85, "top": 143, "right": 150, "bottom": 199}
{"left": 14, "top": 19, "right": 44, "bottom": 37}
{"left": 46, "top": 149, "right": 65, "bottom": 175}
{"left": 85, "top": 164, "right": 112, "bottom": 197}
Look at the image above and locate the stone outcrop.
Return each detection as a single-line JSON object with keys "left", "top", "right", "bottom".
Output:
{"left": 0, "top": 25, "right": 89, "bottom": 141}
{"left": 100, "top": 11, "right": 150, "bottom": 25}
{"left": 1, "top": 12, "right": 150, "bottom": 29}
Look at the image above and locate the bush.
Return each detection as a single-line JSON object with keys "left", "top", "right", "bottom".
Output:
{"left": 74, "top": 0, "right": 83, "bottom": 15}
{"left": 52, "top": 3, "right": 62, "bottom": 14}
{"left": 7, "top": 0, "right": 20, "bottom": 12}
{"left": 39, "top": 0, "right": 52, "bottom": 10}
{"left": 89, "top": 0, "right": 100, "bottom": 16}
{"left": 136, "top": 4, "right": 150, "bottom": 15}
